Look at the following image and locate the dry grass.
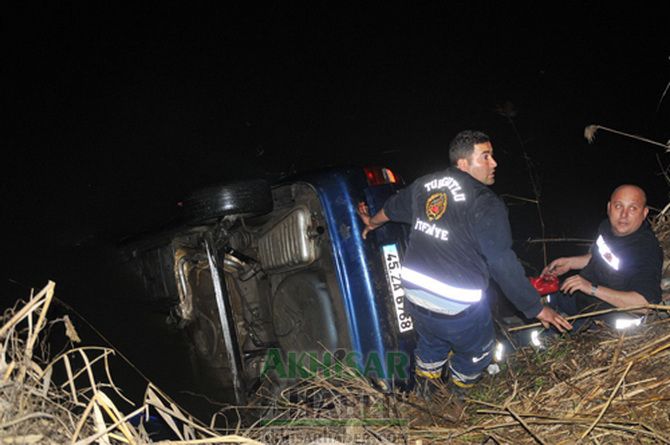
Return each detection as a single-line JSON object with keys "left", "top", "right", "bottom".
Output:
{"left": 652, "top": 201, "right": 670, "bottom": 303}
{"left": 5, "top": 211, "right": 670, "bottom": 445}
{"left": 214, "top": 309, "right": 670, "bottom": 445}
{"left": 0, "top": 282, "right": 260, "bottom": 444}
{"left": 211, "top": 212, "right": 670, "bottom": 444}
{"left": 652, "top": 203, "right": 670, "bottom": 253}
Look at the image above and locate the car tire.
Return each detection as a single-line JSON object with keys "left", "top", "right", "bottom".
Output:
{"left": 180, "top": 179, "right": 273, "bottom": 224}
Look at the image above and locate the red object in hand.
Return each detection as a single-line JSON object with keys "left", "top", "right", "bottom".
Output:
{"left": 529, "top": 275, "right": 559, "bottom": 295}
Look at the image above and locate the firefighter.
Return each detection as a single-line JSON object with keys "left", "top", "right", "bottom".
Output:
{"left": 357, "top": 130, "right": 572, "bottom": 400}
{"left": 541, "top": 185, "right": 663, "bottom": 330}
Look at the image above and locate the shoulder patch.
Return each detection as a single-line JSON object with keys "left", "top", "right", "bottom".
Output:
{"left": 425, "top": 192, "right": 448, "bottom": 221}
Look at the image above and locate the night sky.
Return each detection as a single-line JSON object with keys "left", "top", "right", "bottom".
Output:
{"left": 5, "top": 3, "right": 669, "bottom": 298}
{"left": 3, "top": 1, "right": 669, "bottom": 418}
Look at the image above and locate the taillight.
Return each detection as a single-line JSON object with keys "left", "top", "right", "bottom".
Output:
{"left": 364, "top": 167, "right": 398, "bottom": 186}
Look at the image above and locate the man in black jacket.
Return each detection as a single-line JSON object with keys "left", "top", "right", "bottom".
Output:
{"left": 542, "top": 184, "right": 663, "bottom": 329}
{"left": 358, "top": 130, "right": 572, "bottom": 397}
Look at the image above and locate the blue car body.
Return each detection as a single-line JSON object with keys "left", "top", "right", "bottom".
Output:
{"left": 124, "top": 166, "right": 415, "bottom": 402}
{"left": 301, "top": 169, "right": 414, "bottom": 382}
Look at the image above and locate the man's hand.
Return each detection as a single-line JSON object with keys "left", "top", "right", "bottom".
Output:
{"left": 542, "top": 254, "right": 592, "bottom": 278}
{"left": 356, "top": 202, "right": 374, "bottom": 239}
{"left": 560, "top": 275, "right": 592, "bottom": 296}
{"left": 541, "top": 257, "right": 572, "bottom": 278}
{"left": 356, "top": 202, "right": 391, "bottom": 239}
{"left": 536, "top": 306, "right": 573, "bottom": 333}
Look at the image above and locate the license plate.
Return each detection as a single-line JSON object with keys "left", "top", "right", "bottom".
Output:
{"left": 382, "top": 244, "right": 413, "bottom": 333}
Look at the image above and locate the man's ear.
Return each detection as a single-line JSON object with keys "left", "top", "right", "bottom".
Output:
{"left": 643, "top": 206, "right": 649, "bottom": 219}
{"left": 456, "top": 158, "right": 469, "bottom": 172}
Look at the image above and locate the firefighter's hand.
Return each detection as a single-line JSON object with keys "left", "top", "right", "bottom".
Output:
{"left": 536, "top": 306, "right": 573, "bottom": 333}
{"left": 560, "top": 275, "right": 592, "bottom": 296}
{"left": 356, "top": 203, "right": 390, "bottom": 239}
{"left": 541, "top": 257, "right": 572, "bottom": 278}
{"left": 356, "top": 202, "right": 373, "bottom": 239}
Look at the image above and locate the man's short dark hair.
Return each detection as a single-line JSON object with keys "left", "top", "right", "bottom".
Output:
{"left": 449, "top": 130, "right": 491, "bottom": 165}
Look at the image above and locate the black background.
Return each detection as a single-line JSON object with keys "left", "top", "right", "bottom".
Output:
{"left": 4, "top": 2, "right": 669, "bottom": 416}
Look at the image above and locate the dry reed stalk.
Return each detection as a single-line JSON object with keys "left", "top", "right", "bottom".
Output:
{"left": 584, "top": 124, "right": 670, "bottom": 151}
{"left": 605, "top": 333, "right": 625, "bottom": 382}
{"left": 524, "top": 238, "right": 593, "bottom": 245}
{"left": 95, "top": 390, "right": 138, "bottom": 444}
{"left": 627, "top": 332, "right": 670, "bottom": 358}
{"left": 599, "top": 333, "right": 645, "bottom": 345}
{"left": 622, "top": 377, "right": 670, "bottom": 399}
{"left": 460, "top": 323, "right": 669, "bottom": 442}
{"left": 508, "top": 304, "right": 670, "bottom": 332}
{"left": 20, "top": 283, "right": 54, "bottom": 379}
{"left": 641, "top": 422, "right": 670, "bottom": 444}
{"left": 6, "top": 281, "right": 670, "bottom": 444}
{"left": 71, "top": 390, "right": 102, "bottom": 442}
{"left": 472, "top": 414, "right": 665, "bottom": 438}
{"left": 51, "top": 347, "right": 113, "bottom": 383}
{"left": 73, "top": 402, "right": 145, "bottom": 445}
{"left": 2, "top": 283, "right": 263, "bottom": 445}
{"left": 157, "top": 437, "right": 264, "bottom": 444}
{"left": 580, "top": 361, "right": 634, "bottom": 439}
{"left": 62, "top": 354, "right": 80, "bottom": 406}
{"left": 504, "top": 406, "right": 548, "bottom": 445}
{"left": 634, "top": 339, "right": 670, "bottom": 361}
{"left": 568, "top": 383, "right": 601, "bottom": 418}
{"left": 0, "top": 282, "right": 53, "bottom": 340}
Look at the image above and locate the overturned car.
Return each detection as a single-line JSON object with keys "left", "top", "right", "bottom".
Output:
{"left": 122, "top": 167, "right": 415, "bottom": 402}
